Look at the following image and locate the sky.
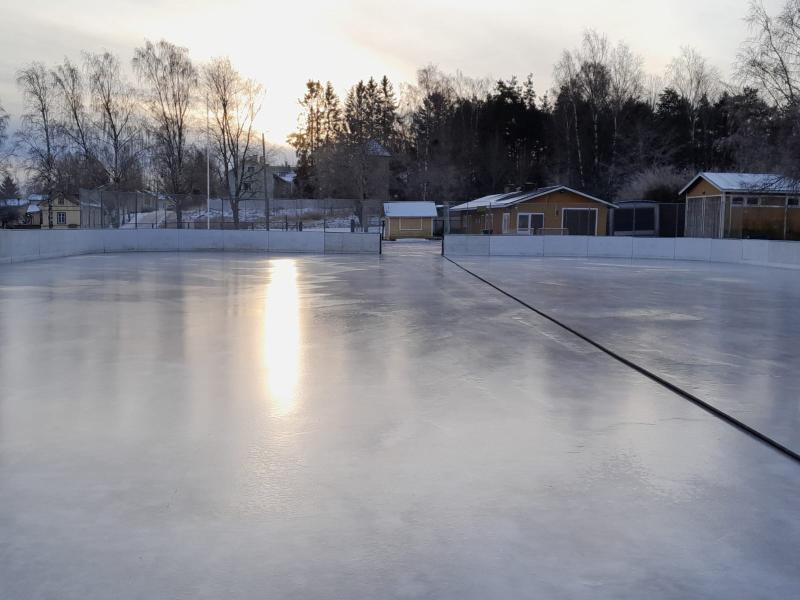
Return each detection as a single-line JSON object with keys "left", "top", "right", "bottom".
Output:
{"left": 0, "top": 0, "right": 786, "bottom": 156}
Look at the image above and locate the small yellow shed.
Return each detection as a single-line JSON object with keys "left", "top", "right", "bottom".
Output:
{"left": 383, "top": 202, "right": 438, "bottom": 240}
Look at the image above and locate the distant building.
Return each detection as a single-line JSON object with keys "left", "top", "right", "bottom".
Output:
{"left": 680, "top": 172, "right": 800, "bottom": 239}
{"left": 229, "top": 160, "right": 297, "bottom": 200}
{"left": 450, "top": 186, "right": 615, "bottom": 236}
{"left": 37, "top": 195, "right": 81, "bottom": 229}
{"left": 383, "top": 201, "right": 438, "bottom": 240}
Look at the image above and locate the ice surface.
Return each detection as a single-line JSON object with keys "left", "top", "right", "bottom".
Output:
{"left": 0, "top": 245, "right": 799, "bottom": 599}
{"left": 453, "top": 254, "right": 800, "bottom": 454}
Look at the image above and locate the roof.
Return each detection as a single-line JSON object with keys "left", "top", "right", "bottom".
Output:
{"left": 450, "top": 186, "right": 615, "bottom": 212}
{"left": 680, "top": 172, "right": 800, "bottom": 196}
{"left": 365, "top": 140, "right": 391, "bottom": 157}
{"left": 274, "top": 172, "right": 296, "bottom": 184}
{"left": 615, "top": 200, "right": 658, "bottom": 207}
{"left": 384, "top": 201, "right": 438, "bottom": 218}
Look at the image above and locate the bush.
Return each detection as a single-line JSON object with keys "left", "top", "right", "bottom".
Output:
{"left": 617, "top": 167, "right": 690, "bottom": 202}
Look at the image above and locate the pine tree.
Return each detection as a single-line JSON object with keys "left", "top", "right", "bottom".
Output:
{"left": 287, "top": 81, "right": 344, "bottom": 197}
{"left": 0, "top": 174, "right": 19, "bottom": 199}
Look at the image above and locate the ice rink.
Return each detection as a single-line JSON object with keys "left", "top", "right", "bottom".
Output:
{"left": 1, "top": 243, "right": 799, "bottom": 599}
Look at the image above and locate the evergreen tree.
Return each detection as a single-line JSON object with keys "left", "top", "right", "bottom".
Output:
{"left": 0, "top": 174, "right": 20, "bottom": 199}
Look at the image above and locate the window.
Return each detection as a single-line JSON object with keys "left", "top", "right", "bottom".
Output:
{"left": 789, "top": 197, "right": 799, "bottom": 207}
{"left": 517, "top": 213, "right": 544, "bottom": 234}
{"left": 746, "top": 197, "right": 759, "bottom": 206}
{"left": 56, "top": 212, "right": 67, "bottom": 225}
{"left": 761, "top": 196, "right": 785, "bottom": 207}
{"left": 57, "top": 197, "right": 64, "bottom": 205}
{"left": 731, "top": 197, "right": 744, "bottom": 206}
{"left": 243, "top": 182, "right": 251, "bottom": 191}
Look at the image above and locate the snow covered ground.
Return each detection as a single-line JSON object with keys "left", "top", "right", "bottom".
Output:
{"left": 1, "top": 250, "right": 798, "bottom": 598}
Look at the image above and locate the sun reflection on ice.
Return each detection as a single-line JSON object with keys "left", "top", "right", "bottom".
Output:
{"left": 262, "top": 259, "right": 301, "bottom": 416}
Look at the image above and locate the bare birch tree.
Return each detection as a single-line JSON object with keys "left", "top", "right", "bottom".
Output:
{"left": 577, "top": 30, "right": 611, "bottom": 175}
{"left": 204, "top": 57, "right": 263, "bottom": 227}
{"left": 133, "top": 40, "right": 196, "bottom": 226}
{"left": 738, "top": 0, "right": 800, "bottom": 107}
{"left": 52, "top": 58, "right": 93, "bottom": 161}
{"left": 608, "top": 41, "right": 644, "bottom": 187}
{"left": 86, "top": 51, "right": 141, "bottom": 190}
{"left": 0, "top": 100, "right": 9, "bottom": 174}
{"left": 16, "top": 63, "right": 59, "bottom": 213}
{"left": 553, "top": 50, "right": 585, "bottom": 187}
{"left": 667, "top": 46, "right": 720, "bottom": 154}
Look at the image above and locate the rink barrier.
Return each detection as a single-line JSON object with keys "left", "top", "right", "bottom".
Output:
{"left": 0, "top": 230, "right": 380, "bottom": 264}
{"left": 443, "top": 235, "right": 800, "bottom": 270}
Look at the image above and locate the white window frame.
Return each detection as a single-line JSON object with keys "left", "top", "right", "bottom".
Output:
{"left": 56, "top": 211, "right": 67, "bottom": 225}
{"left": 517, "top": 212, "right": 544, "bottom": 235}
{"left": 561, "top": 208, "right": 598, "bottom": 236}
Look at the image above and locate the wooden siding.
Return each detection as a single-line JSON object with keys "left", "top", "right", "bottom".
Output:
{"left": 685, "top": 178, "right": 723, "bottom": 198}
{"left": 384, "top": 216, "right": 433, "bottom": 240}
{"left": 460, "top": 190, "right": 609, "bottom": 235}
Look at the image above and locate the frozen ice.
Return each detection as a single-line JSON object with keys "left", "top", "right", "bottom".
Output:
{"left": 453, "top": 254, "right": 800, "bottom": 454}
{"left": 1, "top": 245, "right": 799, "bottom": 599}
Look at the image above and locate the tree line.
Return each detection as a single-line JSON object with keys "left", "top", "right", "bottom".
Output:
{"left": 288, "top": 0, "right": 800, "bottom": 203}
{"left": 0, "top": 41, "right": 266, "bottom": 226}
{"left": 1, "top": 0, "right": 800, "bottom": 211}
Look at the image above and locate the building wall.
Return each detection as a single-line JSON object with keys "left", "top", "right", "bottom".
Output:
{"left": 685, "top": 179, "right": 722, "bottom": 198}
{"left": 40, "top": 201, "right": 81, "bottom": 229}
{"left": 727, "top": 206, "right": 800, "bottom": 240}
{"left": 384, "top": 216, "right": 433, "bottom": 240}
{"left": 460, "top": 191, "right": 610, "bottom": 235}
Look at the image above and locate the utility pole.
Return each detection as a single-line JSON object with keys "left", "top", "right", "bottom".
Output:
{"left": 206, "top": 93, "right": 211, "bottom": 230}
{"left": 268, "top": 133, "right": 269, "bottom": 231}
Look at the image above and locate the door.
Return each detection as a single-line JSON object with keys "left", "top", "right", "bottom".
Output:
{"left": 562, "top": 209, "right": 597, "bottom": 235}
{"left": 502, "top": 213, "right": 510, "bottom": 234}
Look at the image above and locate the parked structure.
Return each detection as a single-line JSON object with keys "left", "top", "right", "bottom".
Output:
{"left": 450, "top": 186, "right": 615, "bottom": 236}
{"left": 680, "top": 172, "right": 800, "bottom": 239}
{"left": 383, "top": 201, "right": 437, "bottom": 240}
{"left": 610, "top": 200, "right": 685, "bottom": 237}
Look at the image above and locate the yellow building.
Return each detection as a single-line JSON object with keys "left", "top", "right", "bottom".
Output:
{"left": 450, "top": 186, "right": 614, "bottom": 236}
{"left": 383, "top": 201, "right": 438, "bottom": 240}
{"left": 34, "top": 196, "right": 82, "bottom": 229}
{"left": 680, "top": 172, "right": 800, "bottom": 239}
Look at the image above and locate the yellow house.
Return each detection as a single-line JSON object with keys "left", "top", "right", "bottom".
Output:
{"left": 680, "top": 172, "right": 800, "bottom": 239}
{"left": 383, "top": 201, "right": 438, "bottom": 240}
{"left": 35, "top": 195, "right": 82, "bottom": 229}
{"left": 450, "top": 186, "right": 614, "bottom": 236}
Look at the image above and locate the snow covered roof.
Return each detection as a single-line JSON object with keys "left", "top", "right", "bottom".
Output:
{"left": 0, "top": 198, "right": 27, "bottom": 207}
{"left": 450, "top": 186, "right": 615, "bottom": 212}
{"left": 366, "top": 140, "right": 391, "bottom": 157}
{"left": 384, "top": 201, "right": 438, "bottom": 218}
{"left": 274, "top": 172, "right": 296, "bottom": 184}
{"left": 680, "top": 173, "right": 800, "bottom": 195}
{"left": 26, "top": 204, "right": 41, "bottom": 213}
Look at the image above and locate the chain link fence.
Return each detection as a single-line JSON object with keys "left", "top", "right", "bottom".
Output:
{"left": 79, "top": 190, "right": 384, "bottom": 232}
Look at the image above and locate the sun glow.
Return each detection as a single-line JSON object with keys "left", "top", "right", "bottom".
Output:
{"left": 262, "top": 259, "right": 302, "bottom": 416}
